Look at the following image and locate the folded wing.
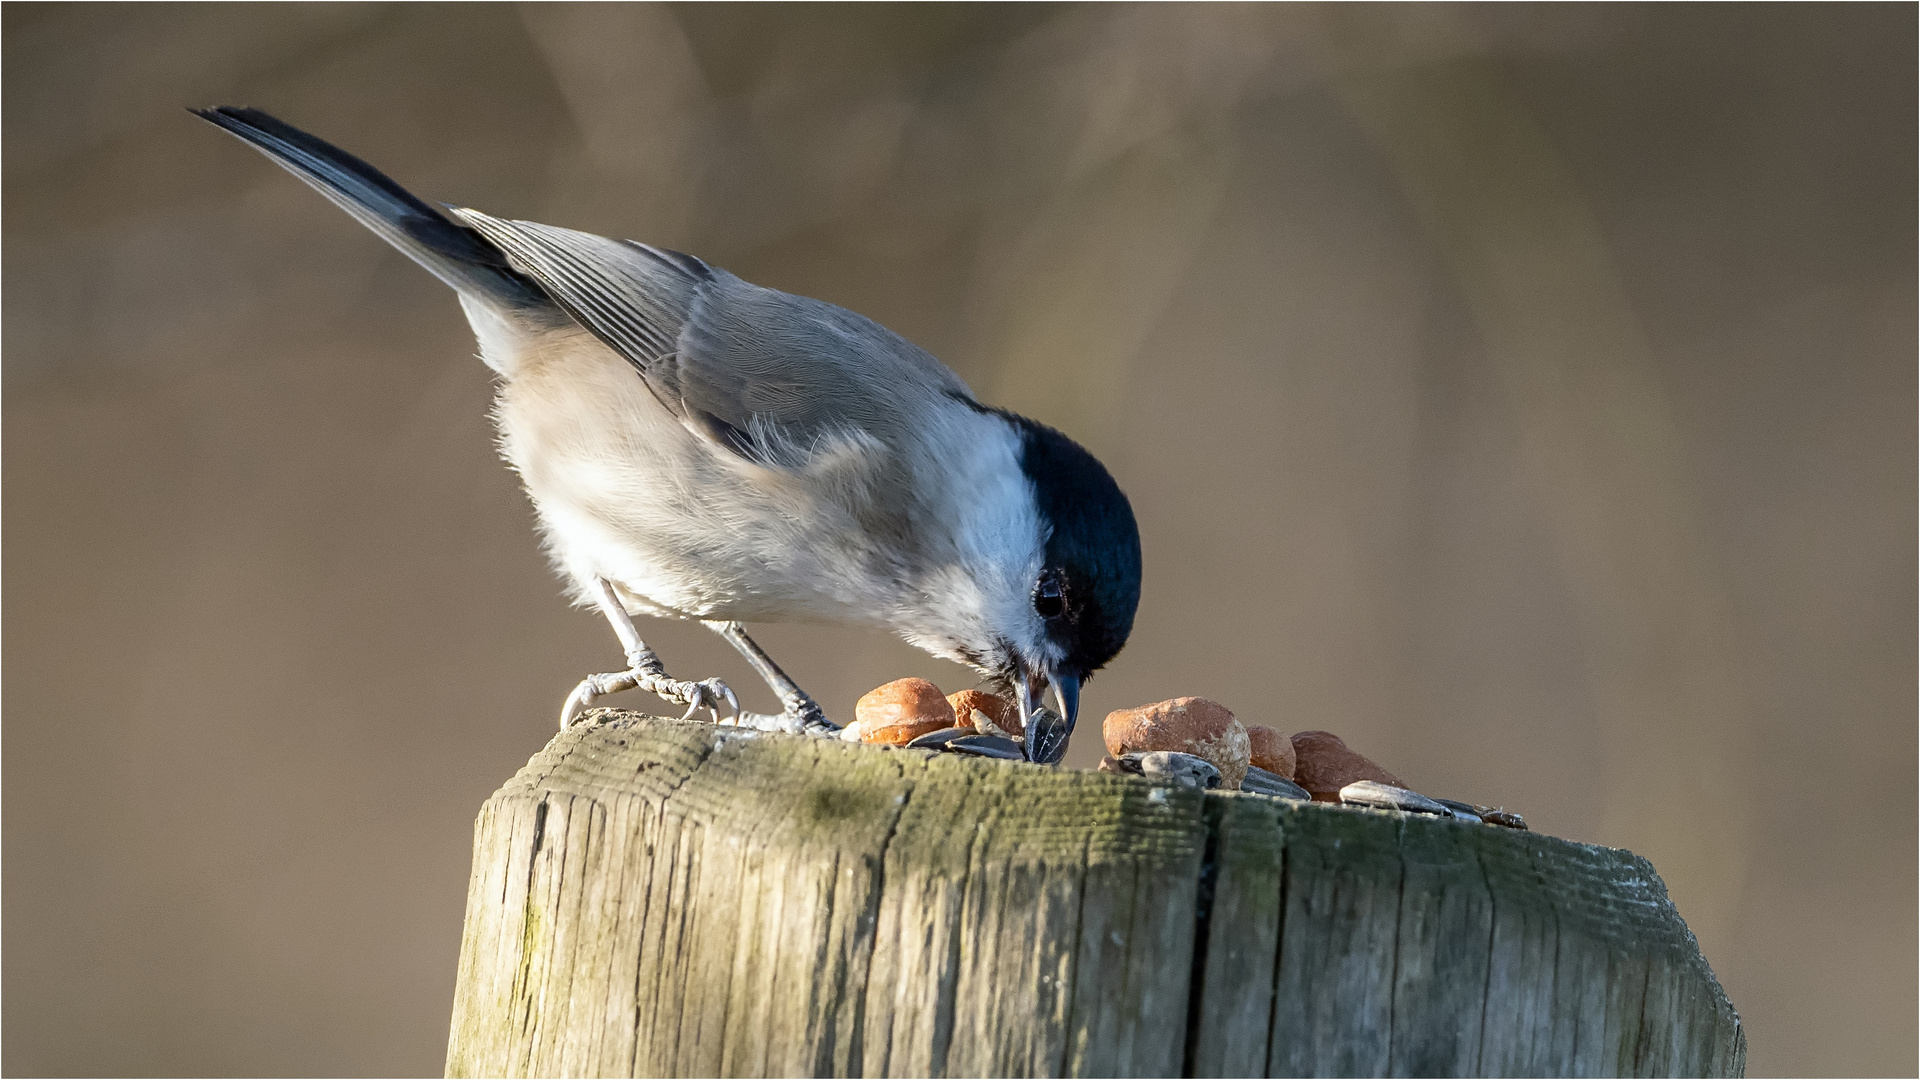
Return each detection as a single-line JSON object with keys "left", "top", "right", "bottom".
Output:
{"left": 452, "top": 209, "right": 971, "bottom": 467}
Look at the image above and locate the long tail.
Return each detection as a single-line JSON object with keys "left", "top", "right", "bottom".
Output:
{"left": 193, "top": 107, "right": 544, "bottom": 309}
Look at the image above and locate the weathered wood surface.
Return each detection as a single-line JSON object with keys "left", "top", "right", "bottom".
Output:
{"left": 446, "top": 713, "right": 1743, "bottom": 1078}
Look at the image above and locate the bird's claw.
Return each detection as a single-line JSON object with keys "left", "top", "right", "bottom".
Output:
{"left": 560, "top": 669, "right": 641, "bottom": 729}
{"left": 560, "top": 668, "right": 742, "bottom": 730}
{"left": 667, "top": 677, "right": 739, "bottom": 724}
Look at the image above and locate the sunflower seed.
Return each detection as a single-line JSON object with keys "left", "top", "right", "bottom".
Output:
{"left": 908, "top": 728, "right": 1027, "bottom": 760}
{"left": 906, "top": 726, "right": 977, "bottom": 749}
{"left": 1241, "top": 766, "right": 1312, "bottom": 801}
{"left": 946, "top": 733, "right": 1026, "bottom": 759}
{"left": 1340, "top": 780, "right": 1448, "bottom": 816}
{"left": 1118, "top": 751, "right": 1222, "bottom": 790}
{"left": 1479, "top": 808, "right": 1528, "bottom": 830}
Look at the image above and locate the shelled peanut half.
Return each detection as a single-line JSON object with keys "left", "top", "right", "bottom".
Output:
{"left": 1101, "top": 697, "right": 1252, "bottom": 789}
{"left": 840, "top": 679, "right": 1024, "bottom": 760}
{"left": 842, "top": 678, "right": 956, "bottom": 746}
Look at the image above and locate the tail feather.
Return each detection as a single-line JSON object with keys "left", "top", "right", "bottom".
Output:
{"left": 193, "top": 107, "right": 543, "bottom": 308}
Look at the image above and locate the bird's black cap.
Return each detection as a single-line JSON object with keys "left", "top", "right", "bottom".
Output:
{"left": 1010, "top": 416, "right": 1142, "bottom": 680}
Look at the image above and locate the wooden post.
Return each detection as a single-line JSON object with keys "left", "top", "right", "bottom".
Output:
{"left": 446, "top": 714, "right": 1744, "bottom": 1078}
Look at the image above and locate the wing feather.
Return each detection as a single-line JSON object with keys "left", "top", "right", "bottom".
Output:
{"left": 450, "top": 208, "right": 973, "bottom": 467}
{"left": 452, "top": 210, "right": 692, "bottom": 366}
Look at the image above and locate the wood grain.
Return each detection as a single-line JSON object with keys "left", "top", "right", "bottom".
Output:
{"left": 446, "top": 714, "right": 1743, "bottom": 1078}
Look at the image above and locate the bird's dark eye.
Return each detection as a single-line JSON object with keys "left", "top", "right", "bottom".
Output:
{"left": 1033, "top": 574, "right": 1065, "bottom": 619}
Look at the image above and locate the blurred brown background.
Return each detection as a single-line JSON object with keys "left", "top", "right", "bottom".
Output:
{"left": 5, "top": 3, "right": 1913, "bottom": 1075}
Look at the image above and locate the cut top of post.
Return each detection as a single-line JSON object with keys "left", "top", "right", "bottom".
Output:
{"left": 446, "top": 714, "right": 1744, "bottom": 1079}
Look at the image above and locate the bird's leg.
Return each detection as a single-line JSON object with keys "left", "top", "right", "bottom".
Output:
{"left": 559, "top": 578, "right": 739, "bottom": 729}
{"left": 701, "top": 621, "right": 838, "bottom": 736}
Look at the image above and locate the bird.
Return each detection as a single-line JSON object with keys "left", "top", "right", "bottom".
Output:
{"left": 194, "top": 107, "right": 1141, "bottom": 764}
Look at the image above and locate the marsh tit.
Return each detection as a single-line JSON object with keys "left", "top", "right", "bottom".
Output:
{"left": 195, "top": 107, "right": 1140, "bottom": 764}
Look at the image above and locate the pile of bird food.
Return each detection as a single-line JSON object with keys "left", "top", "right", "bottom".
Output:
{"left": 846, "top": 679, "right": 1525, "bottom": 829}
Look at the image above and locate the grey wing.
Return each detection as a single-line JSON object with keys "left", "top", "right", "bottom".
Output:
{"left": 450, "top": 208, "right": 970, "bottom": 465}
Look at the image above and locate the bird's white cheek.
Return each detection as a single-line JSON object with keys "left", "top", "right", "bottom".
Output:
{"left": 915, "top": 411, "right": 1053, "bottom": 651}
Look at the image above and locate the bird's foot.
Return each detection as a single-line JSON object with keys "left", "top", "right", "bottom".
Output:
{"left": 786, "top": 696, "right": 838, "bottom": 738}
{"left": 559, "top": 665, "right": 740, "bottom": 730}
{"left": 730, "top": 693, "right": 837, "bottom": 737}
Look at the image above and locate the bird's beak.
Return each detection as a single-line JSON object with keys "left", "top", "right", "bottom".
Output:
{"left": 1019, "top": 661, "right": 1080, "bottom": 765}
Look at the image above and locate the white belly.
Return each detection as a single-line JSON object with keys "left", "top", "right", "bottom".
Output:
{"left": 489, "top": 328, "right": 898, "bottom": 625}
